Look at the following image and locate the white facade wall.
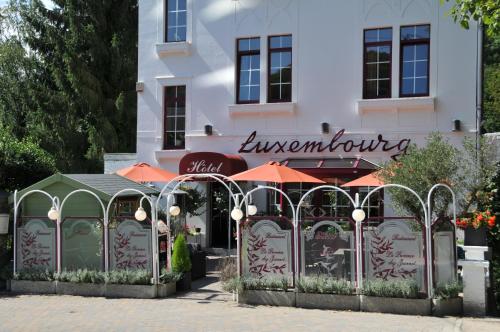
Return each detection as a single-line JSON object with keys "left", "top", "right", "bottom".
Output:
{"left": 137, "top": 0, "right": 479, "bottom": 171}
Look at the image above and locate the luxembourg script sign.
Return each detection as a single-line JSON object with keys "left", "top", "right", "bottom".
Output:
{"left": 239, "top": 130, "right": 411, "bottom": 159}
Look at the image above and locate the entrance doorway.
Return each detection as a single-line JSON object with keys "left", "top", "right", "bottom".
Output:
{"left": 209, "top": 182, "right": 236, "bottom": 248}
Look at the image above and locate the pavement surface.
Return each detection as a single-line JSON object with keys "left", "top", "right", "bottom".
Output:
{"left": 1, "top": 274, "right": 499, "bottom": 332}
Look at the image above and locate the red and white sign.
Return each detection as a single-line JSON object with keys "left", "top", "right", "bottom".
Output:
{"left": 179, "top": 152, "right": 247, "bottom": 176}
{"left": 110, "top": 219, "right": 152, "bottom": 271}
{"left": 16, "top": 219, "right": 56, "bottom": 271}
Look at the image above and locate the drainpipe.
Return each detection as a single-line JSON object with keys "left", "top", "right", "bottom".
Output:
{"left": 476, "top": 21, "right": 483, "bottom": 149}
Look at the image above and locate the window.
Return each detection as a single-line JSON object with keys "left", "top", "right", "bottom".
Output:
{"left": 166, "top": 0, "right": 187, "bottom": 42}
{"left": 400, "top": 24, "right": 430, "bottom": 97}
{"left": 236, "top": 37, "right": 260, "bottom": 103}
{"left": 268, "top": 35, "right": 292, "bottom": 103}
{"left": 163, "top": 86, "right": 185, "bottom": 150}
{"left": 363, "top": 28, "right": 392, "bottom": 99}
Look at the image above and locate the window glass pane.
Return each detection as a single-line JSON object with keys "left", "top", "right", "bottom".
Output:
{"left": 402, "top": 78, "right": 414, "bottom": 94}
{"left": 167, "top": 28, "right": 177, "bottom": 42}
{"left": 282, "top": 67, "right": 291, "bottom": 83}
{"left": 168, "top": 0, "right": 176, "bottom": 11}
{"left": 176, "top": 117, "right": 185, "bottom": 131}
{"left": 379, "top": 63, "right": 390, "bottom": 79}
{"left": 271, "top": 53, "right": 280, "bottom": 68}
{"left": 364, "top": 29, "right": 377, "bottom": 43}
{"left": 365, "top": 47, "right": 378, "bottom": 63}
{"left": 250, "top": 70, "right": 260, "bottom": 85}
{"left": 166, "top": 107, "right": 176, "bottom": 116}
{"left": 365, "top": 80, "right": 377, "bottom": 98}
{"left": 249, "top": 86, "right": 260, "bottom": 101}
{"left": 238, "top": 39, "right": 249, "bottom": 51}
{"left": 251, "top": 54, "right": 260, "bottom": 68}
{"left": 168, "top": 12, "right": 177, "bottom": 26}
{"left": 177, "top": 106, "right": 185, "bottom": 115}
{"left": 176, "top": 132, "right": 185, "bottom": 147}
{"left": 269, "top": 70, "right": 280, "bottom": 84}
{"left": 378, "top": 28, "right": 392, "bottom": 42}
{"left": 378, "top": 80, "right": 390, "bottom": 97}
{"left": 403, "top": 62, "right": 414, "bottom": 78}
{"left": 177, "top": 0, "right": 186, "bottom": 11}
{"left": 378, "top": 46, "right": 390, "bottom": 62}
{"left": 402, "top": 45, "right": 415, "bottom": 61}
{"left": 269, "top": 85, "right": 280, "bottom": 100}
{"left": 177, "top": 11, "right": 186, "bottom": 26}
{"left": 166, "top": 117, "right": 175, "bottom": 129}
{"left": 176, "top": 27, "right": 186, "bottom": 41}
{"left": 270, "top": 36, "right": 281, "bottom": 48}
{"left": 401, "top": 27, "right": 414, "bottom": 40}
{"left": 365, "top": 28, "right": 392, "bottom": 42}
{"left": 281, "top": 52, "right": 292, "bottom": 67}
{"left": 415, "top": 61, "right": 428, "bottom": 77}
{"left": 281, "top": 35, "right": 292, "bottom": 48}
{"left": 415, "top": 25, "right": 430, "bottom": 39}
{"left": 414, "top": 77, "right": 428, "bottom": 94}
{"left": 239, "top": 86, "right": 249, "bottom": 101}
{"left": 239, "top": 71, "right": 250, "bottom": 85}
{"left": 250, "top": 38, "right": 260, "bottom": 51}
{"left": 240, "top": 55, "right": 250, "bottom": 68}
{"left": 281, "top": 84, "right": 291, "bottom": 102}
{"left": 366, "top": 63, "right": 377, "bottom": 79}
{"left": 415, "top": 44, "right": 428, "bottom": 60}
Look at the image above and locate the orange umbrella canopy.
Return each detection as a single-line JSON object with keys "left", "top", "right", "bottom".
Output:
{"left": 116, "top": 163, "right": 178, "bottom": 183}
{"left": 342, "top": 171, "right": 384, "bottom": 187}
{"left": 230, "top": 161, "right": 325, "bottom": 184}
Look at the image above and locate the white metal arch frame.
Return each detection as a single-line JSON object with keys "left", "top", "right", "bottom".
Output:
{"left": 360, "top": 184, "right": 432, "bottom": 297}
{"left": 156, "top": 173, "right": 245, "bottom": 279}
{"left": 105, "top": 189, "right": 156, "bottom": 276}
{"left": 13, "top": 189, "right": 59, "bottom": 274}
{"left": 235, "top": 185, "right": 297, "bottom": 286}
{"left": 294, "top": 185, "right": 357, "bottom": 285}
{"left": 59, "top": 189, "right": 107, "bottom": 273}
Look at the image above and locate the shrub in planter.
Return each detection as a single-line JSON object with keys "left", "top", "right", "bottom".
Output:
{"left": 13, "top": 268, "right": 54, "bottom": 281}
{"left": 432, "top": 281, "right": 463, "bottom": 316}
{"left": 11, "top": 268, "right": 56, "bottom": 294}
{"left": 158, "top": 269, "right": 181, "bottom": 297}
{"left": 221, "top": 277, "right": 242, "bottom": 293}
{"left": 296, "top": 276, "right": 358, "bottom": 310}
{"left": 362, "top": 279, "right": 419, "bottom": 299}
{"left": 241, "top": 276, "right": 289, "bottom": 292}
{"left": 104, "top": 269, "right": 155, "bottom": 299}
{"left": 54, "top": 269, "right": 105, "bottom": 297}
{"left": 297, "top": 276, "right": 355, "bottom": 295}
{"left": 172, "top": 234, "right": 192, "bottom": 291}
{"left": 104, "top": 269, "right": 152, "bottom": 285}
{"left": 239, "top": 276, "right": 294, "bottom": 306}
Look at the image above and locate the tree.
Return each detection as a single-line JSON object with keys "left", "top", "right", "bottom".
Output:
{"left": 171, "top": 234, "right": 191, "bottom": 274}
{"left": 443, "top": 0, "right": 500, "bottom": 36}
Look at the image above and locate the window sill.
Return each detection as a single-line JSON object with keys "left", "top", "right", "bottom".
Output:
{"left": 156, "top": 42, "right": 191, "bottom": 57}
{"left": 228, "top": 102, "right": 296, "bottom": 116}
{"left": 155, "top": 149, "right": 190, "bottom": 161}
{"left": 356, "top": 96, "right": 435, "bottom": 113}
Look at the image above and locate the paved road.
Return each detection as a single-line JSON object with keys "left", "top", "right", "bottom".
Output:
{"left": 1, "top": 275, "right": 499, "bottom": 332}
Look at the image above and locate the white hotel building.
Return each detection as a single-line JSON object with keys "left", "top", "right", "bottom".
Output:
{"left": 133, "top": 0, "right": 481, "bottom": 249}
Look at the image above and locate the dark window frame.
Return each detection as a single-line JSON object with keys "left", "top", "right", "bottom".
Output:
{"left": 236, "top": 37, "right": 260, "bottom": 104}
{"left": 399, "top": 24, "right": 430, "bottom": 97}
{"left": 165, "top": 0, "right": 187, "bottom": 43}
{"left": 267, "top": 34, "right": 292, "bottom": 103}
{"left": 163, "top": 85, "right": 186, "bottom": 150}
{"left": 363, "top": 27, "right": 393, "bottom": 99}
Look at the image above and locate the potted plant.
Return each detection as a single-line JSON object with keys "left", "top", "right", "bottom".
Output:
{"left": 457, "top": 210, "right": 496, "bottom": 246}
{"left": 432, "top": 281, "right": 463, "bottom": 316}
{"left": 54, "top": 269, "right": 106, "bottom": 297}
{"left": 10, "top": 269, "right": 56, "bottom": 294}
{"left": 104, "top": 269, "right": 156, "bottom": 298}
{"left": 296, "top": 276, "right": 359, "bottom": 311}
{"left": 172, "top": 234, "right": 192, "bottom": 291}
{"left": 238, "top": 276, "right": 295, "bottom": 307}
{"left": 158, "top": 268, "right": 181, "bottom": 297}
{"left": 0, "top": 190, "right": 10, "bottom": 235}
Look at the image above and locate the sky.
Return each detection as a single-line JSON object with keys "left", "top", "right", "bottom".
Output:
{"left": 0, "top": 0, "right": 54, "bottom": 8}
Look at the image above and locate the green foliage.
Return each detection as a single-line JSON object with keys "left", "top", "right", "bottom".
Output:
{"left": 221, "top": 277, "right": 242, "bottom": 293}
{"left": 104, "top": 269, "right": 152, "bottom": 285}
{"left": 442, "top": 0, "right": 500, "bottom": 36}
{"left": 159, "top": 268, "right": 182, "bottom": 284}
{"left": 171, "top": 234, "right": 191, "bottom": 273}
{"left": 0, "top": 129, "right": 57, "bottom": 192}
{"left": 13, "top": 268, "right": 54, "bottom": 281}
{"left": 434, "top": 281, "right": 463, "bottom": 300}
{"left": 297, "top": 276, "right": 355, "bottom": 295}
{"left": 483, "top": 64, "right": 500, "bottom": 133}
{"left": 241, "top": 276, "right": 289, "bottom": 292}
{"left": 54, "top": 269, "right": 105, "bottom": 284}
{"left": 179, "top": 185, "right": 207, "bottom": 217}
{"left": 218, "top": 257, "right": 237, "bottom": 283}
{"left": 362, "top": 279, "right": 420, "bottom": 299}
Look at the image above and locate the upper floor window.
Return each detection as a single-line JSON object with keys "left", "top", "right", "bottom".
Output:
{"left": 268, "top": 35, "right": 292, "bottom": 103}
{"left": 363, "top": 28, "right": 392, "bottom": 99}
{"left": 400, "top": 24, "right": 430, "bottom": 97}
{"left": 163, "top": 86, "right": 185, "bottom": 150}
{"left": 166, "top": 0, "right": 187, "bottom": 42}
{"left": 236, "top": 37, "right": 260, "bottom": 104}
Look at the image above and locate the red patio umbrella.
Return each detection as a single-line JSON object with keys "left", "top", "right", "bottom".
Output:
{"left": 342, "top": 171, "right": 384, "bottom": 187}
{"left": 116, "top": 162, "right": 178, "bottom": 183}
{"left": 229, "top": 161, "right": 325, "bottom": 184}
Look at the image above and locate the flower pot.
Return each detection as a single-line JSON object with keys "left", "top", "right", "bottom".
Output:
{"left": 464, "top": 226, "right": 487, "bottom": 246}
{"left": 176, "top": 271, "right": 191, "bottom": 291}
{"left": 0, "top": 214, "right": 9, "bottom": 235}
{"left": 157, "top": 282, "right": 176, "bottom": 297}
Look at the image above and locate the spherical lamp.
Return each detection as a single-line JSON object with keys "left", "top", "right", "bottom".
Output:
{"left": 47, "top": 207, "right": 59, "bottom": 221}
{"left": 352, "top": 208, "right": 366, "bottom": 223}
{"left": 157, "top": 220, "right": 168, "bottom": 233}
{"left": 169, "top": 205, "right": 181, "bottom": 217}
{"left": 230, "top": 207, "right": 244, "bottom": 221}
{"left": 135, "top": 206, "right": 147, "bottom": 221}
{"left": 247, "top": 204, "right": 258, "bottom": 216}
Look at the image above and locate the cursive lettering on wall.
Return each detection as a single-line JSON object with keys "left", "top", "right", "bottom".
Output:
{"left": 238, "top": 130, "right": 411, "bottom": 160}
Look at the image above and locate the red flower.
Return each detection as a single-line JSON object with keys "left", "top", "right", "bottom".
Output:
{"left": 477, "top": 214, "right": 484, "bottom": 222}
{"left": 488, "top": 216, "right": 496, "bottom": 228}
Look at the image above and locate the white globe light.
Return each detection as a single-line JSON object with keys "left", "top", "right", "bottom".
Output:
{"left": 47, "top": 207, "right": 59, "bottom": 221}
{"left": 231, "top": 207, "right": 244, "bottom": 221}
{"left": 169, "top": 205, "right": 181, "bottom": 217}
{"left": 135, "top": 207, "right": 147, "bottom": 221}
{"left": 157, "top": 220, "right": 168, "bottom": 233}
{"left": 247, "top": 204, "right": 258, "bottom": 216}
{"left": 352, "top": 208, "right": 366, "bottom": 223}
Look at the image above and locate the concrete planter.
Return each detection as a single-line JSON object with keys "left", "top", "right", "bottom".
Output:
{"left": 56, "top": 282, "right": 105, "bottom": 297}
{"left": 360, "top": 295, "right": 431, "bottom": 316}
{"left": 157, "top": 282, "right": 176, "bottom": 298}
{"left": 105, "top": 284, "right": 157, "bottom": 299}
{"left": 296, "top": 292, "right": 360, "bottom": 311}
{"left": 10, "top": 280, "right": 56, "bottom": 294}
{"left": 238, "top": 290, "right": 296, "bottom": 307}
{"left": 432, "top": 297, "right": 463, "bottom": 316}
{"left": 0, "top": 214, "right": 9, "bottom": 234}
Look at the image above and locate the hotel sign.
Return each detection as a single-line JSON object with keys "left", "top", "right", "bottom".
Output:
{"left": 179, "top": 152, "right": 247, "bottom": 175}
{"left": 239, "top": 130, "right": 411, "bottom": 159}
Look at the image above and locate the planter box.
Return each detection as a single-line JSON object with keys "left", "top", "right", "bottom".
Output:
{"left": 176, "top": 272, "right": 192, "bottom": 291}
{"left": 56, "top": 282, "right": 105, "bottom": 297}
{"left": 105, "top": 284, "right": 157, "bottom": 299}
{"left": 296, "top": 292, "right": 360, "bottom": 311}
{"left": 464, "top": 227, "right": 487, "bottom": 246}
{"left": 432, "top": 297, "right": 463, "bottom": 316}
{"left": 360, "top": 295, "right": 431, "bottom": 316}
{"left": 238, "top": 290, "right": 296, "bottom": 307}
{"left": 0, "top": 214, "right": 9, "bottom": 234}
{"left": 157, "top": 282, "right": 176, "bottom": 298}
{"left": 10, "top": 280, "right": 56, "bottom": 294}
